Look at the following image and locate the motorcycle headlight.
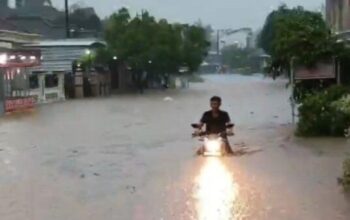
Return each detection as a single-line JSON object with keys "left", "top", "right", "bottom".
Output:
{"left": 206, "top": 140, "right": 221, "bottom": 152}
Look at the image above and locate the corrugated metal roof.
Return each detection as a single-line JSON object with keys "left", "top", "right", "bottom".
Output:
{"left": 29, "top": 46, "right": 90, "bottom": 72}
{"left": 25, "top": 38, "right": 106, "bottom": 47}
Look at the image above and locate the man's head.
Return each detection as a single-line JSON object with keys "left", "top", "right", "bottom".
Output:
{"left": 210, "top": 96, "right": 222, "bottom": 111}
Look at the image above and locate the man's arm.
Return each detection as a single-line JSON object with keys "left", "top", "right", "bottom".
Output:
{"left": 225, "top": 112, "right": 231, "bottom": 124}
{"left": 198, "top": 112, "right": 207, "bottom": 130}
{"left": 225, "top": 112, "right": 234, "bottom": 135}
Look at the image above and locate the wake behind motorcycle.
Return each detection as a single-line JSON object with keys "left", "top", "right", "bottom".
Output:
{"left": 191, "top": 123, "right": 234, "bottom": 157}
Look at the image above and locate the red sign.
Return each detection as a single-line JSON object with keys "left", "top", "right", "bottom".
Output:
{"left": 0, "top": 50, "right": 41, "bottom": 68}
{"left": 295, "top": 63, "right": 336, "bottom": 80}
{"left": 5, "top": 97, "right": 35, "bottom": 112}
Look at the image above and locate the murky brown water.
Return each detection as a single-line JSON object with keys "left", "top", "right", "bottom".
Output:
{"left": 0, "top": 74, "right": 349, "bottom": 220}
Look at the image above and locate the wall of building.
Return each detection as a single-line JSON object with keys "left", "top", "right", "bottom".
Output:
{"left": 14, "top": 0, "right": 51, "bottom": 8}
{"left": 326, "top": 0, "right": 350, "bottom": 32}
{"left": 0, "top": 70, "right": 4, "bottom": 116}
{"left": 0, "top": 30, "right": 40, "bottom": 47}
{"left": 29, "top": 71, "right": 65, "bottom": 103}
{"left": 0, "top": 0, "right": 8, "bottom": 7}
{"left": 27, "top": 45, "right": 92, "bottom": 72}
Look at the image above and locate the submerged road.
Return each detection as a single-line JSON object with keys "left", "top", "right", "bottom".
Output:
{"left": 0, "top": 74, "right": 349, "bottom": 220}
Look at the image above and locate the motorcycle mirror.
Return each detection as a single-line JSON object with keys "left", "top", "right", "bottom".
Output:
{"left": 226, "top": 123, "right": 234, "bottom": 128}
{"left": 191, "top": 123, "right": 200, "bottom": 129}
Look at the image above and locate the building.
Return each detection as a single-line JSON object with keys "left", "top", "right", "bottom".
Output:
{"left": 0, "top": 49, "right": 41, "bottom": 114}
{"left": 5, "top": 16, "right": 66, "bottom": 39}
{"left": 15, "top": 0, "right": 52, "bottom": 8}
{"left": 24, "top": 38, "right": 108, "bottom": 102}
{"left": 326, "top": 0, "right": 350, "bottom": 33}
{"left": 0, "top": 28, "right": 41, "bottom": 49}
{"left": 1, "top": 0, "right": 52, "bottom": 8}
{"left": 0, "top": 24, "right": 40, "bottom": 115}
{"left": 0, "top": 0, "right": 8, "bottom": 7}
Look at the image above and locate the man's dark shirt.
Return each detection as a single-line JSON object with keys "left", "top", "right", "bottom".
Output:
{"left": 200, "top": 110, "right": 231, "bottom": 134}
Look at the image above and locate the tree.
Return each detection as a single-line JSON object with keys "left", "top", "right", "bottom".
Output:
{"left": 258, "top": 4, "right": 289, "bottom": 55}
{"left": 105, "top": 9, "right": 209, "bottom": 73}
{"left": 103, "top": 8, "right": 210, "bottom": 92}
{"left": 258, "top": 5, "right": 339, "bottom": 73}
{"left": 181, "top": 25, "right": 210, "bottom": 72}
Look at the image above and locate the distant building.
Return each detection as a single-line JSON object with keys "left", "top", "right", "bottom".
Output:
{"left": 0, "top": 1, "right": 101, "bottom": 39}
{"left": 5, "top": 16, "right": 65, "bottom": 39}
{"left": 0, "top": 19, "right": 40, "bottom": 49}
{"left": 0, "top": 0, "right": 8, "bottom": 7}
{"left": 326, "top": 0, "right": 350, "bottom": 33}
{"left": 13, "top": 0, "right": 52, "bottom": 8}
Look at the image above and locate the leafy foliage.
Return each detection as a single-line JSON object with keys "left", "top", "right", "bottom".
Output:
{"left": 297, "top": 86, "right": 350, "bottom": 136}
{"left": 342, "top": 159, "right": 350, "bottom": 192}
{"left": 104, "top": 8, "right": 210, "bottom": 75}
{"left": 258, "top": 5, "right": 340, "bottom": 72}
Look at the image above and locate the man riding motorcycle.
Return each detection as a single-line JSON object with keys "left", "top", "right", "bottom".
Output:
{"left": 195, "top": 96, "right": 234, "bottom": 155}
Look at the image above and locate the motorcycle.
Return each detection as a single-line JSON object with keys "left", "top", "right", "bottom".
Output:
{"left": 191, "top": 123, "right": 234, "bottom": 157}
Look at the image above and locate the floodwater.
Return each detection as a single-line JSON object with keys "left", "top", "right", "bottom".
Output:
{"left": 0, "top": 74, "right": 349, "bottom": 220}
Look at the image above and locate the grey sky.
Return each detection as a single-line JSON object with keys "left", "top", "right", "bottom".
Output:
{"left": 52, "top": 0, "right": 324, "bottom": 29}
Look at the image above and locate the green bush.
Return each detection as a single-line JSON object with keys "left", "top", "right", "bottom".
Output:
{"left": 342, "top": 158, "right": 350, "bottom": 192}
{"left": 297, "top": 85, "right": 350, "bottom": 136}
{"left": 294, "top": 82, "right": 350, "bottom": 104}
{"left": 332, "top": 95, "right": 350, "bottom": 115}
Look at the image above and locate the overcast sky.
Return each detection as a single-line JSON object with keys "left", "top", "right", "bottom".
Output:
{"left": 52, "top": 0, "right": 324, "bottom": 29}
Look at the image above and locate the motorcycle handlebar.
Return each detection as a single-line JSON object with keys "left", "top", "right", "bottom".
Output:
{"left": 192, "top": 131, "right": 234, "bottom": 138}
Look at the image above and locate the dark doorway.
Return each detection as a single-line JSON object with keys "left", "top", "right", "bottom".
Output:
{"left": 64, "top": 72, "right": 75, "bottom": 99}
{"left": 109, "top": 61, "right": 119, "bottom": 89}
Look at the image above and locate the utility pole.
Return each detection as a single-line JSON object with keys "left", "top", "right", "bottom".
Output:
{"left": 65, "top": 0, "right": 70, "bottom": 38}
{"left": 217, "top": 30, "right": 220, "bottom": 56}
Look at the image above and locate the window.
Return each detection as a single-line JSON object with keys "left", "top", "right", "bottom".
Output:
{"left": 45, "top": 74, "right": 58, "bottom": 88}
{"left": 29, "top": 74, "right": 39, "bottom": 89}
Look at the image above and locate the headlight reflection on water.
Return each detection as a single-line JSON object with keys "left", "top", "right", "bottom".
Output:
{"left": 194, "top": 158, "right": 239, "bottom": 220}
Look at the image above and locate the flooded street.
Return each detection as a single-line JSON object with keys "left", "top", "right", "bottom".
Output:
{"left": 0, "top": 74, "right": 349, "bottom": 220}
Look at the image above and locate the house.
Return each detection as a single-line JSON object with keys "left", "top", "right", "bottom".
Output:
{"left": 0, "top": 19, "right": 40, "bottom": 49}
{"left": 24, "top": 38, "right": 107, "bottom": 102}
{"left": 5, "top": 16, "right": 66, "bottom": 39}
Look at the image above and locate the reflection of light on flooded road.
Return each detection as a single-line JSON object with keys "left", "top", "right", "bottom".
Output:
{"left": 194, "top": 158, "right": 239, "bottom": 220}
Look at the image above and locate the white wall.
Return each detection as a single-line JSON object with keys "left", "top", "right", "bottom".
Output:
{"left": 29, "top": 72, "right": 65, "bottom": 104}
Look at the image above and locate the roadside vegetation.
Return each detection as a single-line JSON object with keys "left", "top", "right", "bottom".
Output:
{"left": 259, "top": 4, "right": 350, "bottom": 192}
{"left": 259, "top": 5, "right": 350, "bottom": 137}
{"left": 296, "top": 85, "right": 350, "bottom": 136}
{"left": 342, "top": 158, "right": 350, "bottom": 192}
{"left": 80, "top": 8, "right": 209, "bottom": 92}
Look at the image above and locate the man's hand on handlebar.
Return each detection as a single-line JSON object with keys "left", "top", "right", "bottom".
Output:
{"left": 226, "top": 131, "right": 235, "bottom": 136}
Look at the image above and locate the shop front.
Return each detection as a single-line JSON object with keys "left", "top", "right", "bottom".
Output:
{"left": 0, "top": 49, "right": 41, "bottom": 114}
